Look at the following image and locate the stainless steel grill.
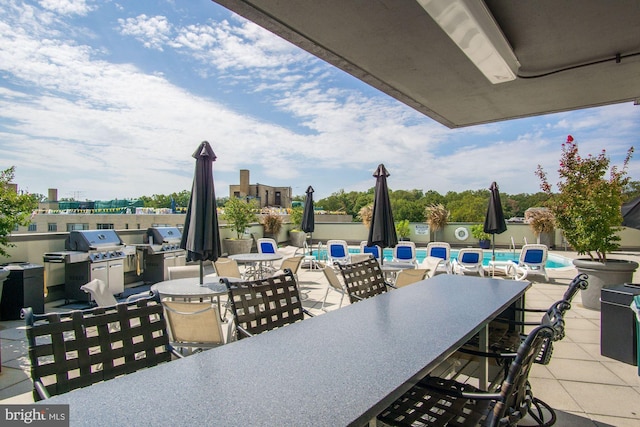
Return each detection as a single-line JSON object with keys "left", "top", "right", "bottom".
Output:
{"left": 43, "top": 230, "right": 126, "bottom": 303}
{"left": 138, "top": 227, "right": 186, "bottom": 283}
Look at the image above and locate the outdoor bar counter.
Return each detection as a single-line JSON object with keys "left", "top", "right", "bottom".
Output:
{"left": 41, "top": 275, "right": 530, "bottom": 426}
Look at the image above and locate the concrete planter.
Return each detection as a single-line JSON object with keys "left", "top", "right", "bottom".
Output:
{"left": 573, "top": 258, "right": 639, "bottom": 310}
{"left": 289, "top": 231, "right": 307, "bottom": 248}
{"left": 224, "top": 238, "right": 253, "bottom": 255}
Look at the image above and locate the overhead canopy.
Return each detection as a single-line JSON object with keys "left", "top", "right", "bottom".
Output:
{"left": 211, "top": 0, "right": 640, "bottom": 128}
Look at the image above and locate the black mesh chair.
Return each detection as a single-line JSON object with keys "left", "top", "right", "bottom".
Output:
{"left": 221, "top": 269, "right": 314, "bottom": 339}
{"left": 23, "top": 292, "right": 181, "bottom": 401}
{"left": 457, "top": 274, "right": 588, "bottom": 426}
{"left": 377, "top": 312, "right": 563, "bottom": 427}
{"left": 336, "top": 257, "right": 396, "bottom": 303}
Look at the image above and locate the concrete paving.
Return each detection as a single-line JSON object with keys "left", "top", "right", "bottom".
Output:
{"left": 1, "top": 250, "right": 640, "bottom": 426}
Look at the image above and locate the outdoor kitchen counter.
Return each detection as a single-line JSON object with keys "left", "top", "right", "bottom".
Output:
{"left": 41, "top": 275, "right": 530, "bottom": 426}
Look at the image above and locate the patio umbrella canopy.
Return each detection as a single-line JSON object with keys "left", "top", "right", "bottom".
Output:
{"left": 484, "top": 181, "right": 507, "bottom": 262}
{"left": 367, "top": 164, "right": 398, "bottom": 259}
{"left": 301, "top": 185, "right": 315, "bottom": 255}
{"left": 180, "top": 141, "right": 222, "bottom": 284}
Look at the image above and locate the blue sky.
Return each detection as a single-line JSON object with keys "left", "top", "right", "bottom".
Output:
{"left": 1, "top": 0, "right": 638, "bottom": 202}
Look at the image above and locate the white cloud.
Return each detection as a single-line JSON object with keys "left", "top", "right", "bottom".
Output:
{"left": 1, "top": 0, "right": 638, "bottom": 202}
{"left": 38, "top": 0, "right": 92, "bottom": 16}
{"left": 118, "top": 14, "right": 173, "bottom": 51}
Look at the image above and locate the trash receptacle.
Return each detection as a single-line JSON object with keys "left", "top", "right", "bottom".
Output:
{"left": 601, "top": 283, "right": 640, "bottom": 365}
{"left": 0, "top": 262, "right": 44, "bottom": 320}
{"left": 632, "top": 295, "right": 640, "bottom": 375}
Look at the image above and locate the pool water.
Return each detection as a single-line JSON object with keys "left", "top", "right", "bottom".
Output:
{"left": 313, "top": 247, "right": 572, "bottom": 269}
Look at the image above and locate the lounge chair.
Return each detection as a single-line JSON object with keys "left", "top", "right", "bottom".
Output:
{"left": 392, "top": 241, "right": 417, "bottom": 266}
{"left": 360, "top": 241, "right": 382, "bottom": 262}
{"left": 418, "top": 256, "right": 446, "bottom": 278}
{"left": 425, "top": 241, "right": 452, "bottom": 273}
{"left": 451, "top": 248, "right": 485, "bottom": 276}
{"left": 505, "top": 243, "right": 549, "bottom": 281}
{"left": 256, "top": 238, "right": 278, "bottom": 274}
{"left": 327, "top": 239, "right": 350, "bottom": 265}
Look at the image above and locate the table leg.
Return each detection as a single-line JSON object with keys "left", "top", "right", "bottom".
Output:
{"left": 479, "top": 324, "right": 489, "bottom": 390}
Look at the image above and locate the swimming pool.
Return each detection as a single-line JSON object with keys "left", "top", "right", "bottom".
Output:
{"left": 313, "top": 247, "right": 573, "bottom": 269}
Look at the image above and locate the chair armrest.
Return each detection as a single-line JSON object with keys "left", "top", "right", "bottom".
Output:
{"left": 418, "top": 376, "right": 502, "bottom": 401}
{"left": 34, "top": 380, "right": 51, "bottom": 400}
{"left": 236, "top": 324, "right": 253, "bottom": 338}
{"left": 302, "top": 308, "right": 315, "bottom": 318}
{"left": 385, "top": 282, "right": 397, "bottom": 289}
{"left": 168, "top": 344, "right": 185, "bottom": 359}
{"left": 491, "top": 317, "right": 545, "bottom": 327}
{"left": 457, "top": 346, "right": 517, "bottom": 360}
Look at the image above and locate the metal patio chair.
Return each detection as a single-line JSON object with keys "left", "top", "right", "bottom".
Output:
{"left": 321, "top": 265, "right": 348, "bottom": 312}
{"left": 378, "top": 318, "right": 561, "bottom": 427}
{"left": 221, "top": 269, "right": 314, "bottom": 339}
{"left": 394, "top": 268, "right": 429, "bottom": 288}
{"left": 162, "top": 301, "right": 229, "bottom": 354}
{"left": 337, "top": 257, "right": 396, "bottom": 303}
{"left": 23, "top": 293, "right": 180, "bottom": 401}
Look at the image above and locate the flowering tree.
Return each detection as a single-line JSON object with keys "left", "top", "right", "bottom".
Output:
{"left": 0, "top": 167, "right": 39, "bottom": 257}
{"left": 535, "top": 135, "right": 634, "bottom": 262}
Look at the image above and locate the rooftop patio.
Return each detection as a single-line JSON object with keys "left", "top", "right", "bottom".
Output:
{"left": 1, "top": 250, "right": 639, "bottom": 425}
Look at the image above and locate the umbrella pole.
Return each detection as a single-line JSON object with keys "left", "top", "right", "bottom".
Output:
{"left": 491, "top": 235, "right": 496, "bottom": 277}
{"left": 199, "top": 260, "right": 204, "bottom": 285}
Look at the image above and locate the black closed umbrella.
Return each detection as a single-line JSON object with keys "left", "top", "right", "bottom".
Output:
{"left": 180, "top": 141, "right": 222, "bottom": 284}
{"left": 301, "top": 186, "right": 315, "bottom": 257}
{"left": 484, "top": 181, "right": 507, "bottom": 270}
{"left": 367, "top": 164, "right": 398, "bottom": 262}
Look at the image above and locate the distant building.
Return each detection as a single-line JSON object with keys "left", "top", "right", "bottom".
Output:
{"left": 229, "top": 169, "right": 292, "bottom": 209}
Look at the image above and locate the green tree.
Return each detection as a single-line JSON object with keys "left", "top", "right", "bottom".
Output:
{"left": 0, "top": 167, "right": 39, "bottom": 257}
{"left": 223, "top": 197, "right": 258, "bottom": 239}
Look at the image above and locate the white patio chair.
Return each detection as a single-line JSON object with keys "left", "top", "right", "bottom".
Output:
{"left": 360, "top": 241, "right": 382, "bottom": 263}
{"left": 327, "top": 239, "right": 350, "bottom": 266}
{"left": 393, "top": 241, "right": 417, "bottom": 266}
{"left": 418, "top": 256, "right": 446, "bottom": 278}
{"left": 426, "top": 242, "right": 452, "bottom": 273}
{"left": 452, "top": 248, "right": 485, "bottom": 276}
{"left": 505, "top": 244, "right": 549, "bottom": 281}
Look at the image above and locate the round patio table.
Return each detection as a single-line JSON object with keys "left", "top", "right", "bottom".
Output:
{"left": 151, "top": 277, "right": 241, "bottom": 317}
{"left": 229, "top": 253, "right": 283, "bottom": 279}
{"left": 380, "top": 261, "right": 416, "bottom": 283}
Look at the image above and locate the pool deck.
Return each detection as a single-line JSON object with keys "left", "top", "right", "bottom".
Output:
{"left": 1, "top": 250, "right": 640, "bottom": 426}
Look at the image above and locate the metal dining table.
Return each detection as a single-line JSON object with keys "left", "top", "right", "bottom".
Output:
{"left": 229, "top": 252, "right": 283, "bottom": 279}
{"left": 150, "top": 276, "right": 241, "bottom": 316}
{"left": 41, "top": 274, "right": 529, "bottom": 426}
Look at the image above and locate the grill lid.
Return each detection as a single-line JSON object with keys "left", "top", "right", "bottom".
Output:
{"left": 65, "top": 230, "right": 124, "bottom": 252}
{"left": 147, "top": 227, "right": 182, "bottom": 244}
